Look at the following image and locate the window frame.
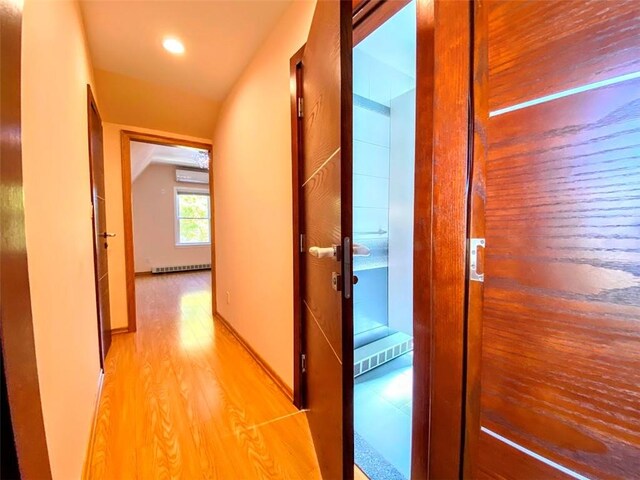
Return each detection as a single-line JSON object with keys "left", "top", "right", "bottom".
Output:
{"left": 174, "top": 186, "right": 211, "bottom": 247}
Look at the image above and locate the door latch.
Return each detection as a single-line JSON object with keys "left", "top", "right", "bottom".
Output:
{"left": 469, "top": 238, "right": 485, "bottom": 282}
{"left": 332, "top": 272, "right": 341, "bottom": 291}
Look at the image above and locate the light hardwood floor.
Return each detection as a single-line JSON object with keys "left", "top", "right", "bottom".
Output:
{"left": 86, "top": 271, "right": 370, "bottom": 479}
{"left": 85, "top": 271, "right": 322, "bottom": 479}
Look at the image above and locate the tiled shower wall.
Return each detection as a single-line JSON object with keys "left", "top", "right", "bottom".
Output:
{"left": 353, "top": 49, "right": 415, "bottom": 340}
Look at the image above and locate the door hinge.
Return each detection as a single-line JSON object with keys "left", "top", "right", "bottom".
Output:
{"left": 469, "top": 238, "right": 486, "bottom": 283}
{"left": 301, "top": 353, "right": 307, "bottom": 373}
{"left": 297, "top": 97, "right": 304, "bottom": 118}
{"left": 300, "top": 233, "right": 306, "bottom": 253}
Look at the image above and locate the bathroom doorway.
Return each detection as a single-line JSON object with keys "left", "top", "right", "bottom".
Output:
{"left": 352, "top": 2, "right": 416, "bottom": 478}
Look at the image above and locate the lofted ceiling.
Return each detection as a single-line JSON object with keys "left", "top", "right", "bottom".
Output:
{"left": 130, "top": 141, "right": 209, "bottom": 181}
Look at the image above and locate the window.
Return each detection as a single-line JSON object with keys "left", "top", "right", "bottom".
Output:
{"left": 175, "top": 188, "right": 211, "bottom": 245}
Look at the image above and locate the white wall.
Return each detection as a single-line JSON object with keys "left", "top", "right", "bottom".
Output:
{"left": 388, "top": 89, "right": 416, "bottom": 336}
{"left": 132, "top": 164, "right": 211, "bottom": 272}
{"left": 212, "top": 0, "right": 316, "bottom": 389}
{"left": 21, "top": 0, "right": 101, "bottom": 477}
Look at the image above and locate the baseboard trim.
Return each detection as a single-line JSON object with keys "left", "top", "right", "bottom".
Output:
{"left": 134, "top": 271, "right": 153, "bottom": 277}
{"left": 214, "top": 311, "right": 294, "bottom": 402}
{"left": 111, "top": 327, "right": 129, "bottom": 335}
{"left": 82, "top": 370, "right": 105, "bottom": 479}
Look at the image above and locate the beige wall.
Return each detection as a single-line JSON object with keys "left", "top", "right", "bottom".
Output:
{"left": 212, "top": 0, "right": 316, "bottom": 389}
{"left": 133, "top": 164, "right": 211, "bottom": 272}
{"left": 103, "top": 123, "right": 212, "bottom": 330}
{"left": 21, "top": 0, "right": 100, "bottom": 477}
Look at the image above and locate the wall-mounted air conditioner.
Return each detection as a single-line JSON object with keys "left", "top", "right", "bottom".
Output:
{"left": 176, "top": 168, "right": 209, "bottom": 184}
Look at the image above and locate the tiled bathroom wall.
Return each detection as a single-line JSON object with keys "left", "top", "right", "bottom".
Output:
{"left": 352, "top": 48, "right": 415, "bottom": 341}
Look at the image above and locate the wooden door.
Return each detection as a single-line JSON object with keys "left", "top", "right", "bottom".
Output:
{"left": 87, "top": 86, "right": 112, "bottom": 367}
{"left": 466, "top": 1, "right": 640, "bottom": 478}
{"left": 299, "top": 1, "right": 353, "bottom": 479}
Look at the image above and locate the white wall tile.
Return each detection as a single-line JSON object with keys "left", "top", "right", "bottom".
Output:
{"left": 353, "top": 206, "right": 389, "bottom": 237}
{"left": 354, "top": 140, "right": 390, "bottom": 178}
{"left": 354, "top": 105, "right": 390, "bottom": 147}
{"left": 354, "top": 174, "right": 389, "bottom": 209}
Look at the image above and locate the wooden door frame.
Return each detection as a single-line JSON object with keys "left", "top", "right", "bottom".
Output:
{"left": 414, "top": 1, "right": 472, "bottom": 478}
{"left": 290, "top": 45, "right": 306, "bottom": 409}
{"left": 290, "top": 0, "right": 473, "bottom": 477}
{"left": 462, "top": 0, "right": 486, "bottom": 476}
{"left": 86, "top": 84, "right": 108, "bottom": 367}
{"left": 290, "top": 0, "right": 413, "bottom": 414}
{"left": 120, "top": 131, "right": 216, "bottom": 333}
{"left": 0, "top": 1, "right": 52, "bottom": 476}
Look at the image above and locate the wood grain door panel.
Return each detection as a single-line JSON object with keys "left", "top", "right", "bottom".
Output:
{"left": 468, "top": 1, "right": 640, "bottom": 478}
{"left": 488, "top": 0, "right": 640, "bottom": 112}
{"left": 300, "top": 1, "right": 353, "bottom": 479}
{"left": 303, "top": 153, "right": 343, "bottom": 359}
{"left": 88, "top": 86, "right": 112, "bottom": 366}
{"left": 481, "top": 76, "right": 640, "bottom": 478}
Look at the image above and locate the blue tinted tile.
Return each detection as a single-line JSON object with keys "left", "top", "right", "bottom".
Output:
{"left": 354, "top": 106, "right": 390, "bottom": 147}
{"left": 354, "top": 140, "right": 390, "bottom": 178}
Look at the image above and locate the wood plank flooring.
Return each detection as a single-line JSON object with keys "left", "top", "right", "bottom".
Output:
{"left": 85, "top": 271, "right": 322, "bottom": 479}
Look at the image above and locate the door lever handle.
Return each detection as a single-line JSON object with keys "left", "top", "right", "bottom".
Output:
{"left": 309, "top": 245, "right": 338, "bottom": 259}
{"left": 101, "top": 232, "right": 117, "bottom": 238}
{"left": 308, "top": 243, "right": 370, "bottom": 259}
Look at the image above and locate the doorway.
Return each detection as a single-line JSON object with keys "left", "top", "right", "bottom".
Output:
{"left": 120, "top": 132, "right": 216, "bottom": 331}
{"left": 352, "top": 2, "right": 416, "bottom": 478}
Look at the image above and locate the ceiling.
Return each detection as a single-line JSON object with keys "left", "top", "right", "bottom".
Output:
{"left": 130, "top": 141, "right": 209, "bottom": 181}
{"left": 80, "top": 0, "right": 292, "bottom": 101}
{"left": 356, "top": 0, "right": 416, "bottom": 79}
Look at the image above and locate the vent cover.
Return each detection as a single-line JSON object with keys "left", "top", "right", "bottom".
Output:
{"left": 354, "top": 336, "right": 413, "bottom": 378}
{"left": 151, "top": 263, "right": 211, "bottom": 274}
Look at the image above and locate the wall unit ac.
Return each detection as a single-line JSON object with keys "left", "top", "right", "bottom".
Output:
{"left": 176, "top": 168, "right": 209, "bottom": 184}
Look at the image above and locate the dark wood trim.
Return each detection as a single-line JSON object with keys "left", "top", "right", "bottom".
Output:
{"left": 427, "top": 1, "right": 472, "bottom": 478}
{"left": 290, "top": 45, "right": 306, "bottom": 409}
{"left": 110, "top": 327, "right": 130, "bottom": 335}
{"left": 352, "top": 0, "right": 411, "bottom": 46}
{"left": 214, "top": 311, "right": 293, "bottom": 401}
{"left": 462, "top": 0, "right": 486, "bottom": 477}
{"left": 340, "top": 2, "right": 355, "bottom": 478}
{"left": 0, "top": 2, "right": 52, "bottom": 477}
{"left": 87, "top": 84, "right": 106, "bottom": 367}
{"left": 410, "top": 0, "right": 435, "bottom": 476}
{"left": 120, "top": 130, "right": 215, "bottom": 334}
{"left": 82, "top": 371, "right": 104, "bottom": 479}
{"left": 134, "top": 271, "right": 153, "bottom": 277}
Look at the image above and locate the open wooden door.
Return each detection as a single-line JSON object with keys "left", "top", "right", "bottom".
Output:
{"left": 87, "top": 86, "right": 113, "bottom": 367}
{"left": 298, "top": 1, "right": 353, "bottom": 478}
{"left": 465, "top": 1, "right": 640, "bottom": 478}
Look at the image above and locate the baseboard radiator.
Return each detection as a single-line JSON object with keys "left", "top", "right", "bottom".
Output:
{"left": 354, "top": 337, "right": 413, "bottom": 378}
{"left": 151, "top": 263, "right": 211, "bottom": 274}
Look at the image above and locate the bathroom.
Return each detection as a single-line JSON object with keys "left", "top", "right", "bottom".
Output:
{"left": 352, "top": 1, "right": 416, "bottom": 479}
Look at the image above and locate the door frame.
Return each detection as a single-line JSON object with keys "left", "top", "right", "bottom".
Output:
{"left": 87, "top": 84, "right": 109, "bottom": 367}
{"left": 289, "top": 45, "right": 306, "bottom": 409}
{"left": 120, "top": 131, "right": 216, "bottom": 332}
{"left": 290, "top": 0, "right": 473, "bottom": 477}
{"left": 0, "top": 1, "right": 52, "bottom": 476}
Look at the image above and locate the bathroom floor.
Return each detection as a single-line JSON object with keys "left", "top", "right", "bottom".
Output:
{"left": 354, "top": 352, "right": 413, "bottom": 479}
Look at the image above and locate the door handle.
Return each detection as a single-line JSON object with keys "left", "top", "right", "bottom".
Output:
{"left": 101, "top": 232, "right": 116, "bottom": 238}
{"left": 309, "top": 245, "right": 338, "bottom": 259}
{"left": 308, "top": 243, "right": 370, "bottom": 259}
{"left": 353, "top": 243, "right": 370, "bottom": 257}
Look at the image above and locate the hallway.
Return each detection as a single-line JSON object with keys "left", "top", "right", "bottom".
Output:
{"left": 85, "top": 271, "right": 320, "bottom": 479}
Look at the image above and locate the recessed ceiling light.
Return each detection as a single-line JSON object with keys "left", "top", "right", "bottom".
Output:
{"left": 163, "top": 37, "right": 185, "bottom": 55}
